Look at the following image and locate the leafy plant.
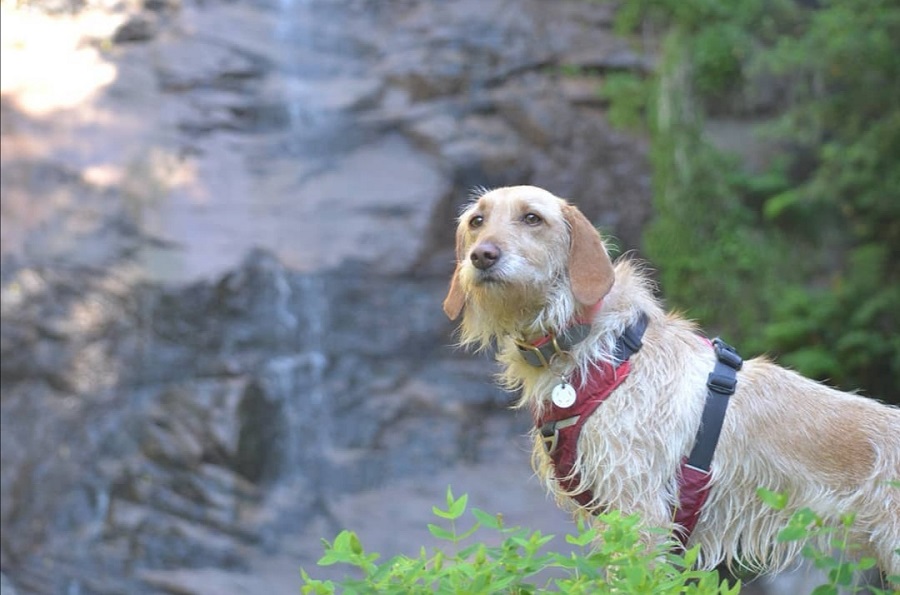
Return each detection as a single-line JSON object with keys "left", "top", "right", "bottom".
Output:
{"left": 301, "top": 487, "right": 895, "bottom": 594}
{"left": 599, "top": 72, "right": 652, "bottom": 130}
{"left": 757, "top": 487, "right": 900, "bottom": 594}
{"left": 301, "top": 486, "right": 736, "bottom": 594}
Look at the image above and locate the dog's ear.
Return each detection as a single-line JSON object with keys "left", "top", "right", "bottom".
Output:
{"left": 564, "top": 204, "right": 615, "bottom": 306}
{"left": 443, "top": 265, "right": 465, "bottom": 320}
{"left": 443, "top": 228, "right": 466, "bottom": 320}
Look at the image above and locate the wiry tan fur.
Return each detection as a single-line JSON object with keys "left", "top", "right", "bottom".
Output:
{"left": 443, "top": 185, "right": 900, "bottom": 578}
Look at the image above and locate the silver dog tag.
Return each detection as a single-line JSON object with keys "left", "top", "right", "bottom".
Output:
{"left": 551, "top": 383, "right": 577, "bottom": 408}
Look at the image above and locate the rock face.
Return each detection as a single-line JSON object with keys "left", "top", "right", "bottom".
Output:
{"left": 0, "top": 0, "right": 652, "bottom": 592}
{"left": 1, "top": 252, "right": 523, "bottom": 593}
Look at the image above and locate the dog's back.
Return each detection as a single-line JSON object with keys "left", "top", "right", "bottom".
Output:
{"left": 706, "top": 358, "right": 900, "bottom": 572}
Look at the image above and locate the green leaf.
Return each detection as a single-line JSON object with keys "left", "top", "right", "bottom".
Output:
{"left": 332, "top": 531, "right": 352, "bottom": 552}
{"left": 763, "top": 189, "right": 802, "bottom": 220}
{"left": 756, "top": 487, "right": 788, "bottom": 510}
{"left": 431, "top": 505, "right": 455, "bottom": 520}
{"left": 840, "top": 512, "right": 857, "bottom": 528}
{"left": 433, "top": 487, "right": 468, "bottom": 520}
{"left": 427, "top": 523, "right": 454, "bottom": 541}
{"left": 777, "top": 525, "right": 809, "bottom": 542}
{"left": 456, "top": 522, "right": 481, "bottom": 541}
{"left": 682, "top": 544, "right": 700, "bottom": 568}
{"left": 828, "top": 562, "right": 854, "bottom": 586}
{"left": 448, "top": 492, "right": 468, "bottom": 519}
{"left": 565, "top": 532, "right": 593, "bottom": 547}
{"left": 810, "top": 585, "right": 838, "bottom": 595}
{"left": 349, "top": 532, "right": 364, "bottom": 555}
{"left": 317, "top": 552, "right": 342, "bottom": 567}
{"left": 471, "top": 508, "right": 503, "bottom": 530}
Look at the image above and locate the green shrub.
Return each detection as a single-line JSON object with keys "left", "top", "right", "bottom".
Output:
{"left": 300, "top": 486, "right": 897, "bottom": 594}
{"left": 757, "top": 486, "right": 900, "bottom": 594}
{"left": 601, "top": 0, "right": 900, "bottom": 402}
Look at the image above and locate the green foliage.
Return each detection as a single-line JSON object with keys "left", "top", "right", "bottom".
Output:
{"left": 600, "top": 72, "right": 651, "bottom": 130}
{"left": 606, "top": 0, "right": 900, "bottom": 400}
{"left": 757, "top": 486, "right": 900, "bottom": 593}
{"left": 301, "top": 485, "right": 735, "bottom": 594}
{"left": 302, "top": 487, "right": 894, "bottom": 594}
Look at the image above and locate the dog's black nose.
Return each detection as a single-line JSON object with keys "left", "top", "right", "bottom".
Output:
{"left": 471, "top": 242, "right": 500, "bottom": 270}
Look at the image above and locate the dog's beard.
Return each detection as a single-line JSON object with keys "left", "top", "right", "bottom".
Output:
{"left": 460, "top": 272, "right": 575, "bottom": 349}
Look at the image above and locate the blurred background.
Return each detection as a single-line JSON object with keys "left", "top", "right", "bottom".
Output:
{"left": 1, "top": 0, "right": 897, "bottom": 592}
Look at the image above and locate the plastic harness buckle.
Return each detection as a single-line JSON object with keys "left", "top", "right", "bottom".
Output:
{"left": 712, "top": 338, "right": 743, "bottom": 371}
{"left": 539, "top": 415, "right": 580, "bottom": 456}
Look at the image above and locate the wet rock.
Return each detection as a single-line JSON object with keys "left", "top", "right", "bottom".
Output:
{"left": 155, "top": 39, "right": 269, "bottom": 92}
{"left": 1, "top": 243, "right": 506, "bottom": 590}
{"left": 495, "top": 91, "right": 574, "bottom": 149}
{"left": 285, "top": 134, "right": 452, "bottom": 274}
{"left": 234, "top": 356, "right": 319, "bottom": 484}
{"left": 0, "top": 0, "right": 657, "bottom": 591}
{"left": 385, "top": 49, "right": 469, "bottom": 102}
{"left": 559, "top": 75, "right": 607, "bottom": 107}
{"left": 143, "top": 0, "right": 180, "bottom": 12}
{"left": 18, "top": 0, "right": 84, "bottom": 14}
{"left": 564, "top": 45, "right": 654, "bottom": 74}
{"left": 139, "top": 411, "right": 206, "bottom": 467}
{"left": 0, "top": 572, "right": 17, "bottom": 595}
{"left": 113, "top": 14, "right": 157, "bottom": 44}
{"left": 405, "top": 112, "right": 461, "bottom": 153}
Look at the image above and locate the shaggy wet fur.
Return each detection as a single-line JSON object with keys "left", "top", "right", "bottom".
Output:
{"left": 443, "top": 185, "right": 900, "bottom": 577}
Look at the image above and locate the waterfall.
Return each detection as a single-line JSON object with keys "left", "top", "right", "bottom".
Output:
{"left": 281, "top": 273, "right": 331, "bottom": 480}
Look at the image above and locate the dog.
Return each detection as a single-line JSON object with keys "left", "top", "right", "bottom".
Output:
{"left": 442, "top": 185, "right": 900, "bottom": 577}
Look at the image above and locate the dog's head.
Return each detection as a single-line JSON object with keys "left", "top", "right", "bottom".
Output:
{"left": 443, "top": 186, "right": 614, "bottom": 339}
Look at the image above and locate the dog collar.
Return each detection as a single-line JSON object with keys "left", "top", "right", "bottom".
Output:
{"left": 515, "top": 301, "right": 605, "bottom": 368}
{"left": 515, "top": 324, "right": 592, "bottom": 368}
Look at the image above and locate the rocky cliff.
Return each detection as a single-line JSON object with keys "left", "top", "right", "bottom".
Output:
{"left": 1, "top": 0, "right": 653, "bottom": 592}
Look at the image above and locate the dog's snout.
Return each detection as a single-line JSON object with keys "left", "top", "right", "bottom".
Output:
{"left": 470, "top": 242, "right": 501, "bottom": 270}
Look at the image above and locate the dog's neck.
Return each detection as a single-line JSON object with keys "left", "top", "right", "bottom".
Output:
{"left": 459, "top": 281, "right": 579, "bottom": 350}
{"left": 513, "top": 300, "right": 602, "bottom": 370}
{"left": 459, "top": 260, "right": 659, "bottom": 356}
{"left": 457, "top": 261, "right": 662, "bottom": 415}
{"left": 521, "top": 300, "right": 602, "bottom": 344}
{"left": 514, "top": 303, "right": 601, "bottom": 369}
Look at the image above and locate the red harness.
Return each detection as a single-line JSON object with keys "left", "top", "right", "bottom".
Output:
{"left": 532, "top": 358, "right": 631, "bottom": 509}
{"left": 530, "top": 319, "right": 741, "bottom": 547}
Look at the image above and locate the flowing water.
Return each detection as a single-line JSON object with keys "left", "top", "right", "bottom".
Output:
{"left": 0, "top": 0, "right": 660, "bottom": 592}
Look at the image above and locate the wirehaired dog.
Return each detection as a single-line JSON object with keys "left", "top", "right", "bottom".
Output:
{"left": 443, "top": 185, "right": 900, "bottom": 576}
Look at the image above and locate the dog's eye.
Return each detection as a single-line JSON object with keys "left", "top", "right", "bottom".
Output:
{"left": 469, "top": 215, "right": 484, "bottom": 229}
{"left": 523, "top": 213, "right": 543, "bottom": 226}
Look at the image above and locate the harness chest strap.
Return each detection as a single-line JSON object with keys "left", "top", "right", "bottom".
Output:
{"left": 538, "top": 359, "right": 633, "bottom": 508}
{"left": 674, "top": 338, "right": 742, "bottom": 543}
{"left": 531, "top": 314, "right": 648, "bottom": 508}
{"left": 529, "top": 316, "right": 742, "bottom": 546}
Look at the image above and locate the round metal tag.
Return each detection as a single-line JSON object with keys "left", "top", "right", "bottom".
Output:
{"left": 551, "top": 383, "right": 577, "bottom": 408}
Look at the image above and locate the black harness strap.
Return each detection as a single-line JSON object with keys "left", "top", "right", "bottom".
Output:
{"left": 686, "top": 338, "right": 743, "bottom": 472}
{"left": 613, "top": 313, "right": 649, "bottom": 364}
